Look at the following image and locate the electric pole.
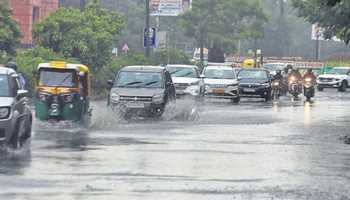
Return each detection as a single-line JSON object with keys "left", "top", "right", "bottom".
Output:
{"left": 80, "top": 0, "right": 85, "bottom": 11}
{"left": 145, "top": 0, "right": 151, "bottom": 57}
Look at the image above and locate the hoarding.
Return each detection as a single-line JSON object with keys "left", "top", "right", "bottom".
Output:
{"left": 150, "top": 0, "right": 191, "bottom": 16}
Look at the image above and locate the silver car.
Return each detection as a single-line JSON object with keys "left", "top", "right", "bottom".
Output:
{"left": 0, "top": 66, "right": 32, "bottom": 149}
{"left": 166, "top": 65, "right": 205, "bottom": 99}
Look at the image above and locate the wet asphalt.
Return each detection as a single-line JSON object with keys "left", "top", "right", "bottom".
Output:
{"left": 1, "top": 90, "right": 350, "bottom": 200}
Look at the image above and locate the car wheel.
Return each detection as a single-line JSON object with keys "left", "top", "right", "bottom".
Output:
{"left": 9, "top": 121, "right": 22, "bottom": 149}
{"left": 231, "top": 97, "right": 240, "bottom": 104}
{"left": 338, "top": 81, "right": 347, "bottom": 92}
{"left": 317, "top": 86, "right": 324, "bottom": 92}
{"left": 21, "top": 117, "right": 32, "bottom": 144}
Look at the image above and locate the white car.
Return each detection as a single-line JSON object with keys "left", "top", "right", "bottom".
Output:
{"left": 202, "top": 66, "right": 240, "bottom": 103}
{"left": 167, "top": 65, "right": 204, "bottom": 99}
{"left": 317, "top": 67, "right": 350, "bottom": 92}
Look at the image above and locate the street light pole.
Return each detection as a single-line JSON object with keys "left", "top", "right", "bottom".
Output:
{"left": 80, "top": 0, "right": 85, "bottom": 11}
{"left": 145, "top": 0, "right": 151, "bottom": 57}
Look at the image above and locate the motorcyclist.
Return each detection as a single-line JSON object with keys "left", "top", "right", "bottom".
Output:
{"left": 289, "top": 68, "right": 302, "bottom": 81}
{"left": 303, "top": 68, "right": 317, "bottom": 84}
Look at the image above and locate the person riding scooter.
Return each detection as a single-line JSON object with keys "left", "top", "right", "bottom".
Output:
{"left": 303, "top": 68, "right": 317, "bottom": 84}
{"left": 303, "top": 68, "right": 317, "bottom": 101}
{"left": 288, "top": 68, "right": 303, "bottom": 98}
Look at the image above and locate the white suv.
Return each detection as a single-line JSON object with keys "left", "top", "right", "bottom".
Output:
{"left": 317, "top": 67, "right": 350, "bottom": 92}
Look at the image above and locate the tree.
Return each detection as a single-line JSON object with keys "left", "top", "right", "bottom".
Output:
{"left": 292, "top": 0, "right": 350, "bottom": 44}
{"left": 181, "top": 0, "right": 267, "bottom": 64}
{"left": 33, "top": 2, "right": 124, "bottom": 72}
{"left": 0, "top": 1, "right": 21, "bottom": 56}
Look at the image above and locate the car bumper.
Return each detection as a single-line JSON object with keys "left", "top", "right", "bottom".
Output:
{"left": 317, "top": 81, "right": 341, "bottom": 88}
{"left": 204, "top": 88, "right": 239, "bottom": 99}
{"left": 0, "top": 118, "right": 13, "bottom": 144}
{"left": 111, "top": 102, "right": 165, "bottom": 114}
{"left": 239, "top": 87, "right": 271, "bottom": 98}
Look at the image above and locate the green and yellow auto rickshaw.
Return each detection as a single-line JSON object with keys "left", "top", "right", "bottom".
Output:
{"left": 34, "top": 61, "right": 92, "bottom": 126}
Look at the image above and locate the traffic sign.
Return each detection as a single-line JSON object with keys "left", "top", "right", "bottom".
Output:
{"left": 144, "top": 27, "right": 156, "bottom": 48}
{"left": 122, "top": 43, "right": 130, "bottom": 53}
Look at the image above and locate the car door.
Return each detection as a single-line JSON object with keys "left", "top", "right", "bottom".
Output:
{"left": 11, "top": 76, "right": 26, "bottom": 121}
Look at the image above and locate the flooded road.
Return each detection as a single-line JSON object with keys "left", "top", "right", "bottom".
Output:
{"left": 1, "top": 91, "right": 350, "bottom": 200}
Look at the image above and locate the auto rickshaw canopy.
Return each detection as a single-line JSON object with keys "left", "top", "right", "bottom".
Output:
{"left": 37, "top": 61, "right": 90, "bottom": 73}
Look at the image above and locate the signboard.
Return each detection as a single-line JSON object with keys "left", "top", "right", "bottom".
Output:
{"left": 144, "top": 27, "right": 157, "bottom": 48}
{"left": 150, "top": 0, "right": 192, "bottom": 16}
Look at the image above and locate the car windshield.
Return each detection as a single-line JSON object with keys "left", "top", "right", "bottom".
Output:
{"left": 238, "top": 70, "right": 268, "bottom": 79}
{"left": 115, "top": 71, "right": 163, "bottom": 88}
{"left": 168, "top": 67, "right": 198, "bottom": 78}
{"left": 39, "top": 69, "right": 77, "bottom": 87}
{"left": 327, "top": 68, "right": 349, "bottom": 75}
{"left": 204, "top": 68, "right": 235, "bottom": 79}
{"left": 0, "top": 75, "right": 10, "bottom": 97}
{"left": 264, "top": 64, "right": 285, "bottom": 71}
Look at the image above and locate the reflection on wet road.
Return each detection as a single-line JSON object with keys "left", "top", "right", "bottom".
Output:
{"left": 1, "top": 91, "right": 350, "bottom": 200}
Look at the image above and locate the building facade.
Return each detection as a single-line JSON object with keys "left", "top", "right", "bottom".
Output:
{"left": 9, "top": 0, "right": 59, "bottom": 46}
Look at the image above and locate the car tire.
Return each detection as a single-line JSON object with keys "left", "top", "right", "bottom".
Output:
{"left": 338, "top": 81, "right": 347, "bottom": 92}
{"left": 21, "top": 117, "right": 32, "bottom": 144}
{"left": 317, "top": 86, "right": 324, "bottom": 92}
{"left": 9, "top": 120, "right": 21, "bottom": 149}
{"left": 231, "top": 97, "right": 240, "bottom": 104}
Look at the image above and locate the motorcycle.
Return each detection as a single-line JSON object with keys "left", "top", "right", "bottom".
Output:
{"left": 303, "top": 77, "right": 315, "bottom": 101}
{"left": 288, "top": 76, "right": 302, "bottom": 99}
{"left": 271, "top": 80, "right": 281, "bottom": 100}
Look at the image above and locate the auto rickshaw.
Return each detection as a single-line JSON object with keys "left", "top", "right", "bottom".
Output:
{"left": 34, "top": 61, "right": 92, "bottom": 126}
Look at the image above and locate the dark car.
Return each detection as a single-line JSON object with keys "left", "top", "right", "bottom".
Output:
{"left": 0, "top": 66, "right": 32, "bottom": 149}
{"left": 108, "top": 66, "right": 176, "bottom": 119}
{"left": 238, "top": 69, "right": 272, "bottom": 101}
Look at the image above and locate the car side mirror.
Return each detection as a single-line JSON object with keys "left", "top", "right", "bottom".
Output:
{"left": 107, "top": 80, "right": 113, "bottom": 89}
{"left": 17, "top": 89, "right": 29, "bottom": 99}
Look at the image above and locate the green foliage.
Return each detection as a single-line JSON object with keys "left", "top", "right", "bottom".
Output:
{"left": 110, "top": 53, "right": 151, "bottom": 72}
{"left": 0, "top": 1, "right": 21, "bottom": 56}
{"left": 33, "top": 2, "right": 124, "bottom": 72}
{"left": 181, "top": 0, "right": 267, "bottom": 53}
{"left": 292, "top": 0, "right": 350, "bottom": 44}
{"left": 151, "top": 49, "right": 191, "bottom": 65}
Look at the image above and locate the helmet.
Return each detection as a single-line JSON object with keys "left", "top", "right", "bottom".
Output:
{"left": 6, "top": 61, "right": 17, "bottom": 71}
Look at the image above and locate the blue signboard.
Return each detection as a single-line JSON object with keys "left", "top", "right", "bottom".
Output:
{"left": 144, "top": 28, "right": 156, "bottom": 48}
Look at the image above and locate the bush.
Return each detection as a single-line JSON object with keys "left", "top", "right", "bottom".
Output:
{"left": 150, "top": 48, "right": 191, "bottom": 65}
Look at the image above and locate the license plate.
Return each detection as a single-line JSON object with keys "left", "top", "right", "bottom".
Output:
{"left": 244, "top": 88, "right": 256, "bottom": 92}
{"left": 213, "top": 89, "right": 225, "bottom": 94}
{"left": 127, "top": 102, "right": 144, "bottom": 108}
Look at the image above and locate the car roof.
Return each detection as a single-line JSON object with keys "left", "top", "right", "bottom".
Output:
{"left": 333, "top": 67, "right": 350, "bottom": 69}
{"left": 0, "top": 66, "right": 16, "bottom": 75}
{"left": 121, "top": 65, "right": 165, "bottom": 72}
{"left": 239, "top": 68, "right": 268, "bottom": 71}
{"left": 204, "top": 66, "right": 233, "bottom": 70}
{"left": 166, "top": 64, "right": 198, "bottom": 69}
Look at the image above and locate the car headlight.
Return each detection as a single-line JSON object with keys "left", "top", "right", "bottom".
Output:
{"left": 0, "top": 107, "right": 10, "bottom": 119}
{"left": 110, "top": 93, "right": 120, "bottom": 103}
{"left": 62, "top": 94, "right": 75, "bottom": 103}
{"left": 152, "top": 94, "right": 164, "bottom": 104}
{"left": 38, "top": 93, "right": 49, "bottom": 102}
{"left": 185, "top": 85, "right": 200, "bottom": 96}
{"left": 262, "top": 83, "right": 270, "bottom": 87}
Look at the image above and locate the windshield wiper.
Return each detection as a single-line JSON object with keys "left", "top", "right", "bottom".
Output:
{"left": 57, "top": 74, "right": 72, "bottom": 87}
{"left": 144, "top": 81, "right": 159, "bottom": 86}
{"left": 170, "top": 69, "right": 185, "bottom": 75}
{"left": 182, "top": 72, "right": 194, "bottom": 77}
{"left": 119, "top": 81, "right": 143, "bottom": 87}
